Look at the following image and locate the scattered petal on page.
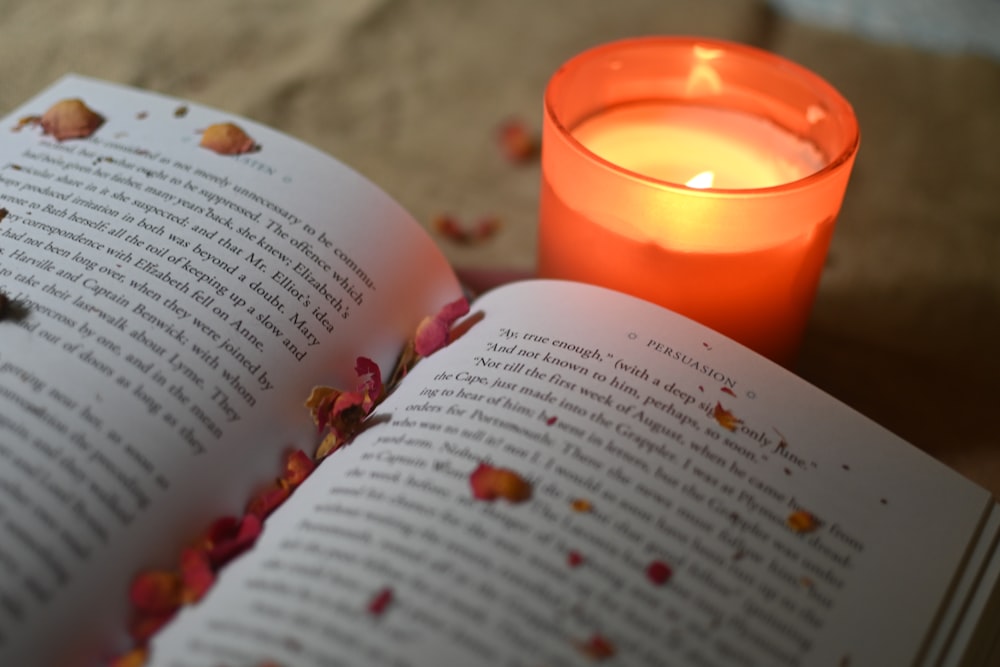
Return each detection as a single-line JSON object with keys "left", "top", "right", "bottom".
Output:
{"left": 415, "top": 297, "right": 471, "bottom": 356}
{"left": 786, "top": 509, "right": 820, "bottom": 534}
{"left": 578, "top": 634, "right": 616, "bottom": 660}
{"left": 570, "top": 498, "right": 592, "bottom": 513}
{"left": 713, "top": 402, "right": 743, "bottom": 431}
{"left": 180, "top": 548, "right": 215, "bottom": 604}
{"left": 367, "top": 586, "right": 394, "bottom": 617}
{"left": 174, "top": 105, "right": 188, "bottom": 118}
{"left": 200, "top": 122, "right": 256, "bottom": 155}
{"left": 203, "top": 514, "right": 263, "bottom": 567}
{"left": 646, "top": 560, "right": 672, "bottom": 586}
{"left": 546, "top": 415, "right": 558, "bottom": 426}
{"left": 40, "top": 98, "right": 104, "bottom": 141}
{"left": 0, "top": 208, "right": 7, "bottom": 223}
{"left": 12, "top": 115, "right": 41, "bottom": 131}
{"left": 129, "top": 571, "right": 182, "bottom": 614}
{"left": 469, "top": 462, "right": 532, "bottom": 503}
{"left": 136, "top": 111, "right": 148, "bottom": 120}
{"left": 497, "top": 118, "right": 538, "bottom": 163}
{"left": 567, "top": 551, "right": 584, "bottom": 568}
{"left": 108, "top": 647, "right": 148, "bottom": 667}
{"left": 721, "top": 387, "right": 737, "bottom": 397}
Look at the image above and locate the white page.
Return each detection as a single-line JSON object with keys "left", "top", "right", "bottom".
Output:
{"left": 0, "top": 75, "right": 461, "bottom": 666}
{"left": 149, "top": 280, "right": 995, "bottom": 667}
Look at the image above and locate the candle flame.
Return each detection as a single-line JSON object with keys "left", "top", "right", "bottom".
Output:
{"left": 685, "top": 171, "right": 715, "bottom": 189}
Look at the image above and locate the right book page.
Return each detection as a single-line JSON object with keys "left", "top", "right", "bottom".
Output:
{"left": 149, "top": 279, "right": 1000, "bottom": 667}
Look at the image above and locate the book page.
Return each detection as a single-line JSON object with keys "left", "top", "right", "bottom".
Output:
{"left": 148, "top": 280, "right": 998, "bottom": 667}
{"left": 0, "top": 75, "right": 460, "bottom": 666}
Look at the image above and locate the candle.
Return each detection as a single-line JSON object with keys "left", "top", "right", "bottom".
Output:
{"left": 537, "top": 38, "right": 859, "bottom": 367}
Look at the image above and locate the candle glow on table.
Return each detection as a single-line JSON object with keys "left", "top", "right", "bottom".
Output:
{"left": 537, "top": 38, "right": 859, "bottom": 366}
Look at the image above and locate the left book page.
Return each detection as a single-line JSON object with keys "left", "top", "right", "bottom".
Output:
{"left": 0, "top": 74, "right": 461, "bottom": 667}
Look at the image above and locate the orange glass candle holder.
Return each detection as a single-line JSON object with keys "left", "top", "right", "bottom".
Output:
{"left": 537, "top": 37, "right": 859, "bottom": 366}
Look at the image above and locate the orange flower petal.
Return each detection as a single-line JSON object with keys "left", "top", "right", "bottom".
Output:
{"left": 713, "top": 402, "right": 743, "bottom": 431}
{"left": 469, "top": 462, "right": 532, "bottom": 503}
{"left": 283, "top": 448, "right": 316, "bottom": 487}
{"left": 570, "top": 498, "right": 592, "bottom": 513}
{"left": 199, "top": 122, "right": 256, "bottom": 155}
{"left": 315, "top": 430, "right": 347, "bottom": 460}
{"left": 787, "top": 509, "right": 820, "bottom": 534}
{"left": 40, "top": 98, "right": 103, "bottom": 141}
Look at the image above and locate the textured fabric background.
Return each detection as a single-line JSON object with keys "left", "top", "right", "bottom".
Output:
{"left": 3, "top": 0, "right": 998, "bottom": 493}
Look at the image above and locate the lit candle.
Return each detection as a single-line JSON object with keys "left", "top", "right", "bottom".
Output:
{"left": 538, "top": 38, "right": 859, "bottom": 366}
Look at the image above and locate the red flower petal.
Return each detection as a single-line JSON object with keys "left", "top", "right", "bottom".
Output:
{"left": 646, "top": 560, "right": 672, "bottom": 586}
{"left": 180, "top": 548, "right": 215, "bottom": 604}
{"left": 579, "top": 634, "right": 616, "bottom": 660}
{"left": 203, "top": 514, "right": 262, "bottom": 567}
{"left": 567, "top": 551, "right": 584, "bottom": 568}
{"left": 367, "top": 586, "right": 393, "bottom": 616}
{"left": 129, "top": 570, "right": 182, "bottom": 615}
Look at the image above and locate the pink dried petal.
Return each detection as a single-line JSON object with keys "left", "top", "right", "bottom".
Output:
{"left": 40, "top": 98, "right": 103, "bottom": 141}
{"left": 367, "top": 586, "right": 393, "bottom": 616}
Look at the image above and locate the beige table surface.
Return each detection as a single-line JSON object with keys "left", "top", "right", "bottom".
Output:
{"left": 3, "top": 0, "right": 998, "bottom": 496}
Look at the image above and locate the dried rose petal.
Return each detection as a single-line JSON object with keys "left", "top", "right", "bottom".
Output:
{"left": 180, "top": 548, "right": 214, "bottom": 603}
{"left": 546, "top": 415, "right": 558, "bottom": 426}
{"left": 200, "top": 122, "right": 256, "bottom": 155}
{"left": 721, "top": 387, "right": 737, "bottom": 396}
{"left": 787, "top": 509, "right": 820, "bottom": 534}
{"left": 315, "top": 430, "right": 347, "bottom": 461}
{"left": 355, "top": 356, "right": 383, "bottom": 411}
{"left": 578, "top": 634, "right": 615, "bottom": 660}
{"left": 713, "top": 402, "right": 742, "bottom": 431}
{"left": 469, "top": 462, "right": 532, "bottom": 503}
{"left": 415, "top": 297, "right": 470, "bottom": 356}
{"left": 40, "top": 99, "right": 103, "bottom": 141}
{"left": 497, "top": 118, "right": 538, "bottom": 164}
{"left": 567, "top": 551, "right": 584, "bottom": 568}
{"left": 432, "top": 214, "right": 502, "bottom": 245}
{"left": 646, "top": 560, "right": 672, "bottom": 586}
{"left": 570, "top": 498, "right": 592, "bottom": 513}
{"left": 367, "top": 586, "right": 393, "bottom": 616}
{"left": 203, "top": 514, "right": 262, "bottom": 566}
{"left": 283, "top": 448, "right": 316, "bottom": 487}
{"left": 0, "top": 208, "right": 8, "bottom": 223}
{"left": 246, "top": 482, "right": 292, "bottom": 519}
{"left": 129, "top": 570, "right": 182, "bottom": 615}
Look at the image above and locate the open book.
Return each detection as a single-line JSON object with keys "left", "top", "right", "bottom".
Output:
{"left": 2, "top": 75, "right": 998, "bottom": 667}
